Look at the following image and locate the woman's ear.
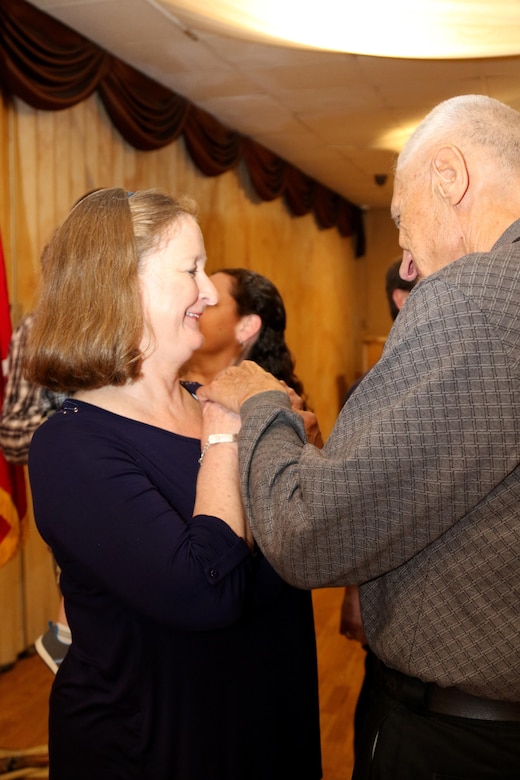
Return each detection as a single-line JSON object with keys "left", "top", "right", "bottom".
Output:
{"left": 431, "top": 145, "right": 469, "bottom": 206}
{"left": 236, "top": 313, "right": 262, "bottom": 345}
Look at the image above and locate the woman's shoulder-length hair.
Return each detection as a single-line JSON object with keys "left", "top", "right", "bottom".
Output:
{"left": 25, "top": 187, "right": 198, "bottom": 393}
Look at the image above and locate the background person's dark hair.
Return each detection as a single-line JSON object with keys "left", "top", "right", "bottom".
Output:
{"left": 385, "top": 259, "right": 416, "bottom": 320}
{"left": 215, "top": 268, "right": 305, "bottom": 398}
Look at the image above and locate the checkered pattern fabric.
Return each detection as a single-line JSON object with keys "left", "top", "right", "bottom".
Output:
{"left": 239, "top": 221, "right": 520, "bottom": 701}
{"left": 0, "top": 313, "right": 66, "bottom": 464}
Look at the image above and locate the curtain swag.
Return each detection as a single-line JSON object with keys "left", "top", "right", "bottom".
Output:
{"left": 0, "top": 0, "right": 365, "bottom": 255}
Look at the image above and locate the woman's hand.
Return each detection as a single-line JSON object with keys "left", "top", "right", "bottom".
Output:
{"left": 199, "top": 397, "right": 241, "bottom": 437}
{"left": 284, "top": 384, "right": 305, "bottom": 411}
{"left": 283, "top": 384, "right": 324, "bottom": 448}
{"left": 299, "top": 410, "right": 324, "bottom": 448}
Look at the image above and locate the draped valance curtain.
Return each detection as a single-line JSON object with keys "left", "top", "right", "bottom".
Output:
{"left": 0, "top": 0, "right": 365, "bottom": 255}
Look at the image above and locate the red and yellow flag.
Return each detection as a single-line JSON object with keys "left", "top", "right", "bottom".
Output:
{"left": 0, "top": 230, "right": 27, "bottom": 567}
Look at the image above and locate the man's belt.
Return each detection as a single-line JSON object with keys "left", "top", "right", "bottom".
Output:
{"left": 379, "top": 661, "right": 520, "bottom": 721}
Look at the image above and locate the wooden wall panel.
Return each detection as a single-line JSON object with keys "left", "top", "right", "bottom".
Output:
{"left": 362, "top": 209, "right": 402, "bottom": 341}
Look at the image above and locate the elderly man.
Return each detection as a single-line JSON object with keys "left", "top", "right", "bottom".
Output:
{"left": 199, "top": 94, "right": 520, "bottom": 778}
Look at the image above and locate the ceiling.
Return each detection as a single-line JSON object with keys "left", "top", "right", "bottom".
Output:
{"left": 28, "top": 0, "right": 520, "bottom": 210}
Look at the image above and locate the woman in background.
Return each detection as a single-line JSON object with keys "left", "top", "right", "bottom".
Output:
{"left": 183, "top": 267, "right": 323, "bottom": 445}
{"left": 184, "top": 267, "right": 304, "bottom": 393}
{"left": 26, "top": 189, "right": 322, "bottom": 780}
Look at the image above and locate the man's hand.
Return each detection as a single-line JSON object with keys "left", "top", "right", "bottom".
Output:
{"left": 197, "top": 360, "right": 286, "bottom": 412}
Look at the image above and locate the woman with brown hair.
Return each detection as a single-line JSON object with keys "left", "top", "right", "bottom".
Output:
{"left": 26, "top": 189, "right": 321, "bottom": 780}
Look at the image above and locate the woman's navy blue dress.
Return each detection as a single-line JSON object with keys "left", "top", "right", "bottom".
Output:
{"left": 29, "top": 399, "right": 322, "bottom": 779}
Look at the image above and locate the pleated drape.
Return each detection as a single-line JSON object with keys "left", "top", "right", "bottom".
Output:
{"left": 0, "top": 0, "right": 365, "bottom": 255}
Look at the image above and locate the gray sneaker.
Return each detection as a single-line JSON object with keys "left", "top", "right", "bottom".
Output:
{"left": 35, "top": 622, "right": 69, "bottom": 674}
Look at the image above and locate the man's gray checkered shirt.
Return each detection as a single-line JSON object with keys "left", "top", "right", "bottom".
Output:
{"left": 237, "top": 220, "right": 520, "bottom": 702}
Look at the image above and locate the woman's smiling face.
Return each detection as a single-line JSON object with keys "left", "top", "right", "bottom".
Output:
{"left": 138, "top": 215, "right": 218, "bottom": 368}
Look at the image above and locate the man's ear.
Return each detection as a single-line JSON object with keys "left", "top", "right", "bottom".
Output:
{"left": 431, "top": 145, "right": 469, "bottom": 206}
{"left": 236, "top": 313, "right": 262, "bottom": 344}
